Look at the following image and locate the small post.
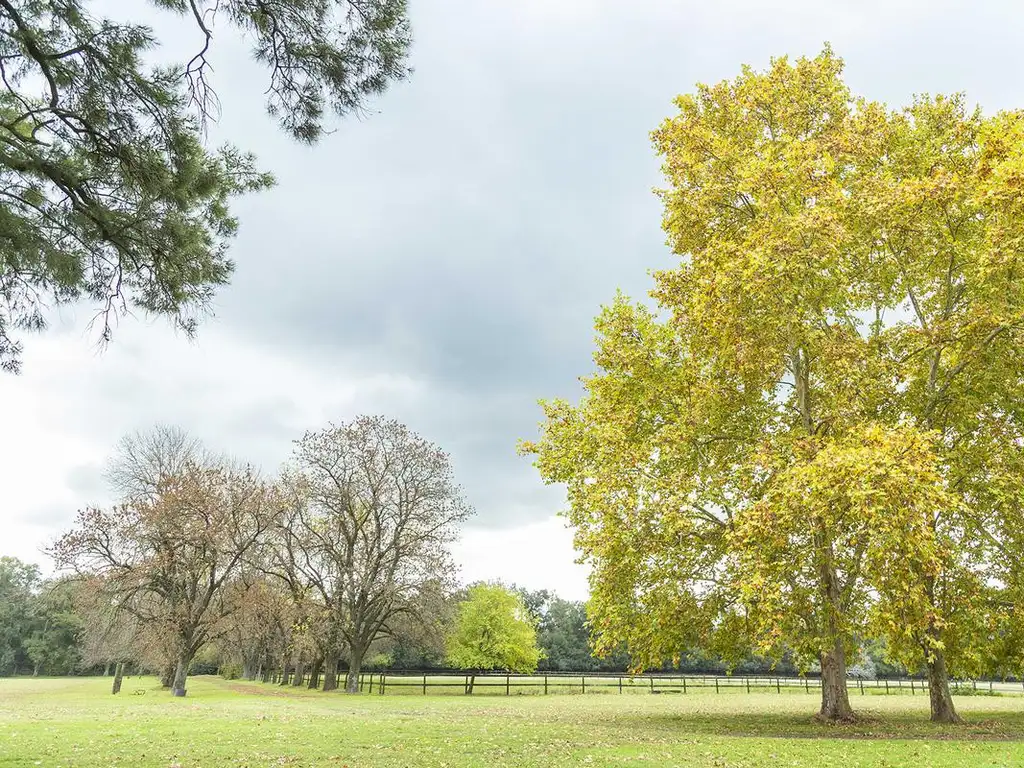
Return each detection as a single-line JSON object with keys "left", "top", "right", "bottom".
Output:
{"left": 619, "top": 676, "right": 623, "bottom": 694}
{"left": 544, "top": 675, "right": 548, "bottom": 695}
{"left": 776, "top": 678, "right": 781, "bottom": 694}
{"left": 380, "top": 673, "right": 385, "bottom": 695}
{"left": 506, "top": 675, "right": 510, "bottom": 696}
{"left": 746, "top": 677, "right": 750, "bottom": 694}
{"left": 650, "top": 677, "right": 654, "bottom": 693}
{"left": 911, "top": 679, "right": 915, "bottom": 695}
{"left": 990, "top": 680, "right": 994, "bottom": 694}
{"left": 682, "top": 677, "right": 687, "bottom": 694}
{"left": 885, "top": 679, "right": 889, "bottom": 695}
{"left": 582, "top": 676, "right": 586, "bottom": 694}
{"left": 715, "top": 678, "right": 719, "bottom": 694}
{"left": 423, "top": 674, "right": 427, "bottom": 696}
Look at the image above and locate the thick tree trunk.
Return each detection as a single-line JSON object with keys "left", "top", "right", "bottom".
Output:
{"left": 280, "top": 662, "right": 292, "bottom": 686}
{"left": 292, "top": 660, "right": 305, "bottom": 687}
{"left": 171, "top": 654, "right": 190, "bottom": 697}
{"left": 818, "top": 640, "right": 854, "bottom": 722}
{"left": 307, "top": 657, "right": 323, "bottom": 690}
{"left": 111, "top": 661, "right": 124, "bottom": 695}
{"left": 242, "top": 659, "right": 256, "bottom": 681}
{"left": 345, "top": 655, "right": 362, "bottom": 694}
{"left": 322, "top": 656, "right": 339, "bottom": 692}
{"left": 160, "top": 663, "right": 175, "bottom": 688}
{"left": 926, "top": 647, "right": 962, "bottom": 724}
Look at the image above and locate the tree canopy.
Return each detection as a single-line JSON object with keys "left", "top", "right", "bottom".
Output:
{"left": 0, "top": 0, "right": 411, "bottom": 372}
{"left": 447, "top": 583, "right": 543, "bottom": 678}
{"left": 523, "top": 46, "right": 1024, "bottom": 723}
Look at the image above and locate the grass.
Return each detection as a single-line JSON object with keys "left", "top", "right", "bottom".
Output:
{"left": 3, "top": 676, "right": 1024, "bottom": 767}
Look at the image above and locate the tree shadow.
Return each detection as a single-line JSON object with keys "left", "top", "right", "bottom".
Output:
{"left": 614, "top": 707, "right": 1024, "bottom": 741}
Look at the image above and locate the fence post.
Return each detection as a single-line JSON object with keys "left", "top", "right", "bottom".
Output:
{"left": 619, "top": 676, "right": 623, "bottom": 694}
{"left": 650, "top": 677, "right": 654, "bottom": 694}
{"left": 465, "top": 675, "right": 469, "bottom": 695}
{"left": 544, "top": 675, "right": 548, "bottom": 695}
{"left": 582, "top": 676, "right": 586, "bottom": 694}
{"left": 423, "top": 675, "right": 427, "bottom": 696}
{"left": 715, "top": 678, "right": 719, "bottom": 694}
{"left": 682, "top": 677, "right": 687, "bottom": 694}
{"left": 506, "top": 675, "right": 510, "bottom": 696}
{"left": 379, "top": 673, "right": 385, "bottom": 695}
{"left": 746, "top": 677, "right": 750, "bottom": 694}
{"left": 990, "top": 680, "right": 994, "bottom": 694}
{"left": 776, "top": 678, "right": 781, "bottom": 694}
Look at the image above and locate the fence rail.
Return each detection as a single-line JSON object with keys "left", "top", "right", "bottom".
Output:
{"left": 352, "top": 672, "right": 1024, "bottom": 697}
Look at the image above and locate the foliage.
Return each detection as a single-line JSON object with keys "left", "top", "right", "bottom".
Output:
{"left": 447, "top": 583, "right": 543, "bottom": 673}
{"left": 51, "top": 459, "right": 283, "bottom": 695}
{"left": 0, "top": 556, "right": 39, "bottom": 674}
{"left": 276, "top": 416, "right": 473, "bottom": 691}
{"left": 524, "top": 46, "right": 1024, "bottom": 722}
{"left": 0, "top": 0, "right": 411, "bottom": 372}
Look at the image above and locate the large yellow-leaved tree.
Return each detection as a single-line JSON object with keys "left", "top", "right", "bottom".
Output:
{"left": 523, "top": 47, "right": 1024, "bottom": 724}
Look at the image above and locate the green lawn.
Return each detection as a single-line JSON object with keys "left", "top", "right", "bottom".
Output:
{"left": 3, "top": 676, "right": 1024, "bottom": 767}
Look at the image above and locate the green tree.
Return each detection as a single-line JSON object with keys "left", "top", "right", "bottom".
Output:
{"left": 0, "top": 557, "right": 40, "bottom": 675}
{"left": 524, "top": 48, "right": 1024, "bottom": 723}
{"left": 447, "top": 583, "right": 543, "bottom": 692}
{"left": 0, "top": 0, "right": 411, "bottom": 372}
{"left": 22, "top": 578, "right": 83, "bottom": 676}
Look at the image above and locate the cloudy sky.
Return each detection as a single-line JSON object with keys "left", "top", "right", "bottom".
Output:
{"left": 2, "top": 0, "right": 1021, "bottom": 601}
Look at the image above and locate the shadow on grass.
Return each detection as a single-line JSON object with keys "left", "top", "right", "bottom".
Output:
{"left": 620, "top": 708, "right": 1024, "bottom": 741}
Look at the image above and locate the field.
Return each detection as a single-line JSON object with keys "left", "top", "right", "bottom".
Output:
{"left": 4, "top": 677, "right": 1024, "bottom": 767}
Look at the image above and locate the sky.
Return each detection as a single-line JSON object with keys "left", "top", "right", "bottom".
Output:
{"left": 2, "top": 0, "right": 1023, "bottom": 602}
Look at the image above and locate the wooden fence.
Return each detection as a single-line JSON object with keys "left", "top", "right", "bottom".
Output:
{"left": 352, "top": 671, "right": 1022, "bottom": 697}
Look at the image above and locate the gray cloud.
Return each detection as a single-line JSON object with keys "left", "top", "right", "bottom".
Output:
{"left": 10, "top": 0, "right": 1024, "bottom": 542}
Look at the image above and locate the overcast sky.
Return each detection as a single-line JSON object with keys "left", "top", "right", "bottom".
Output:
{"left": 1, "top": 0, "right": 1022, "bottom": 601}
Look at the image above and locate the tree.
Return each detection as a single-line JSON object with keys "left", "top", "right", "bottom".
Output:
{"left": 0, "top": 0, "right": 411, "bottom": 372}
{"left": 447, "top": 583, "right": 543, "bottom": 692}
{"left": 524, "top": 47, "right": 1024, "bottom": 723}
{"left": 51, "top": 461, "right": 283, "bottom": 696}
{"left": 22, "top": 578, "right": 83, "bottom": 676}
{"left": 105, "top": 424, "right": 212, "bottom": 502}
{"left": 0, "top": 557, "right": 41, "bottom": 675}
{"left": 278, "top": 416, "right": 472, "bottom": 692}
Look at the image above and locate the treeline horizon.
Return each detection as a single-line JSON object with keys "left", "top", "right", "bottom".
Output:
{"left": 0, "top": 551, "right": 961, "bottom": 685}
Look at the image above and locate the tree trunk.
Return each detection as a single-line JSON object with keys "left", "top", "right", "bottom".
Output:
{"left": 280, "top": 662, "right": 292, "bottom": 686}
{"left": 345, "top": 656, "right": 362, "bottom": 694}
{"left": 171, "top": 653, "right": 190, "bottom": 697}
{"left": 32, "top": 662, "right": 40, "bottom": 677}
{"left": 467, "top": 674, "right": 476, "bottom": 695}
{"left": 307, "top": 657, "right": 323, "bottom": 690}
{"left": 818, "top": 640, "right": 854, "bottom": 722}
{"left": 292, "top": 660, "right": 305, "bottom": 687}
{"left": 111, "top": 661, "right": 125, "bottom": 695}
{"left": 103, "top": 662, "right": 111, "bottom": 677}
{"left": 926, "top": 646, "right": 962, "bottom": 724}
{"left": 322, "top": 655, "right": 339, "bottom": 692}
{"left": 160, "top": 662, "right": 175, "bottom": 688}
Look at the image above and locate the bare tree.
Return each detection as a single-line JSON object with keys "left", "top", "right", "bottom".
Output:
{"left": 105, "top": 425, "right": 213, "bottom": 503}
{"left": 52, "top": 462, "right": 283, "bottom": 696}
{"left": 281, "top": 416, "right": 473, "bottom": 692}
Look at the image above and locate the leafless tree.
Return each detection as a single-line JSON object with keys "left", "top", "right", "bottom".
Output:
{"left": 104, "top": 425, "right": 213, "bottom": 503}
{"left": 280, "top": 416, "right": 473, "bottom": 692}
